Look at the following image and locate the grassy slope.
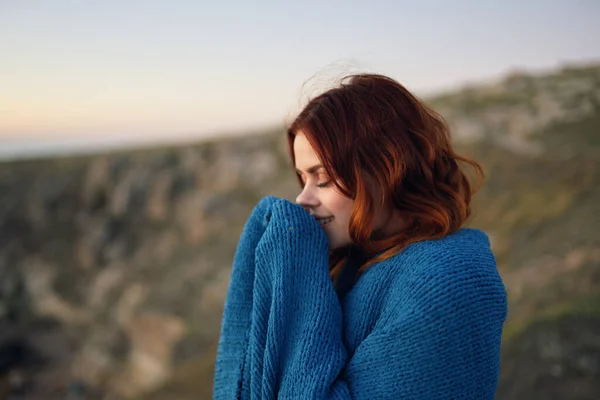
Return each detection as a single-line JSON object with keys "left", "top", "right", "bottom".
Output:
{"left": 1, "top": 67, "right": 598, "bottom": 399}
{"left": 465, "top": 109, "right": 600, "bottom": 399}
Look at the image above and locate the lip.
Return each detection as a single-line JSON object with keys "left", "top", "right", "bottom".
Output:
{"left": 313, "top": 216, "right": 333, "bottom": 220}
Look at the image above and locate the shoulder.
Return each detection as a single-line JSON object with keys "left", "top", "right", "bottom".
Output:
{"left": 372, "top": 228, "right": 507, "bottom": 319}
{"left": 383, "top": 228, "right": 499, "bottom": 281}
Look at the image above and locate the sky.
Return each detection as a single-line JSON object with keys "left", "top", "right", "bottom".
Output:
{"left": 1, "top": 0, "right": 599, "bottom": 147}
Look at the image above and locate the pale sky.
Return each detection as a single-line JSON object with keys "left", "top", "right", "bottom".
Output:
{"left": 1, "top": 0, "right": 599, "bottom": 143}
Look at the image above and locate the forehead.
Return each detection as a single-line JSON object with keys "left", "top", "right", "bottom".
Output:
{"left": 293, "top": 133, "right": 322, "bottom": 171}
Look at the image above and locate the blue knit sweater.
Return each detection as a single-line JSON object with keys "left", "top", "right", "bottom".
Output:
{"left": 213, "top": 196, "right": 507, "bottom": 399}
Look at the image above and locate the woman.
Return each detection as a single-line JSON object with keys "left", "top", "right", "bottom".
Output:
{"left": 213, "top": 73, "right": 507, "bottom": 399}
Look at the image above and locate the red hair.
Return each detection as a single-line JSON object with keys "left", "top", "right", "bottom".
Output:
{"left": 287, "top": 73, "right": 484, "bottom": 282}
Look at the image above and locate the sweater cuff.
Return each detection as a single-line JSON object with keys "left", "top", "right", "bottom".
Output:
{"left": 274, "top": 198, "right": 327, "bottom": 233}
{"left": 255, "top": 198, "right": 330, "bottom": 275}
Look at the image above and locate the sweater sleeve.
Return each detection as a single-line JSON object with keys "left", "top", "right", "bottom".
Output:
{"left": 251, "top": 197, "right": 347, "bottom": 398}
{"left": 212, "top": 195, "right": 278, "bottom": 399}
{"left": 221, "top": 196, "right": 507, "bottom": 399}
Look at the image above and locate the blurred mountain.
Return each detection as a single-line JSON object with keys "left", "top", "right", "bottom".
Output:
{"left": 0, "top": 63, "right": 598, "bottom": 399}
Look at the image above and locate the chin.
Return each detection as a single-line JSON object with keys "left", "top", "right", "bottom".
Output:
{"left": 327, "top": 238, "right": 340, "bottom": 250}
{"left": 328, "top": 239, "right": 351, "bottom": 251}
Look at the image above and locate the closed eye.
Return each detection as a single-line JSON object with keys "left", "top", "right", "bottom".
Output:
{"left": 317, "top": 181, "right": 330, "bottom": 188}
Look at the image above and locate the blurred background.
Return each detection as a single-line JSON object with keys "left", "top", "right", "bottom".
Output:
{"left": 1, "top": 1, "right": 599, "bottom": 399}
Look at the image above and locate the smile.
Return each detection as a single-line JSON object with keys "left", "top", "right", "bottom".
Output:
{"left": 317, "top": 217, "right": 334, "bottom": 225}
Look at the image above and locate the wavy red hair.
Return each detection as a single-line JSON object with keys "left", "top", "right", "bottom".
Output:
{"left": 287, "top": 73, "right": 484, "bottom": 282}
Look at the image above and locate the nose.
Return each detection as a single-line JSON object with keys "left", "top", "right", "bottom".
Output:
{"left": 295, "top": 184, "right": 319, "bottom": 211}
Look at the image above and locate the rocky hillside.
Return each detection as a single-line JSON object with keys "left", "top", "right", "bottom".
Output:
{"left": 1, "top": 63, "right": 599, "bottom": 399}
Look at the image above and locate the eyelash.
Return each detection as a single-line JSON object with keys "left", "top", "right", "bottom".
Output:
{"left": 300, "top": 179, "right": 330, "bottom": 188}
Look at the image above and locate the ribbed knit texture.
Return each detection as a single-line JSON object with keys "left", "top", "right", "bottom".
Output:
{"left": 213, "top": 196, "right": 508, "bottom": 399}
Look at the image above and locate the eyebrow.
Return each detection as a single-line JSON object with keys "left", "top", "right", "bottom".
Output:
{"left": 295, "top": 164, "right": 324, "bottom": 175}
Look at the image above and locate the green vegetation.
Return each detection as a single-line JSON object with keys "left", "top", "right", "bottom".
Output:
{"left": 1, "top": 64, "right": 598, "bottom": 399}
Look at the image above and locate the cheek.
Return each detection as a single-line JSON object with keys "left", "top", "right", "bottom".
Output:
{"left": 324, "top": 192, "right": 354, "bottom": 219}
